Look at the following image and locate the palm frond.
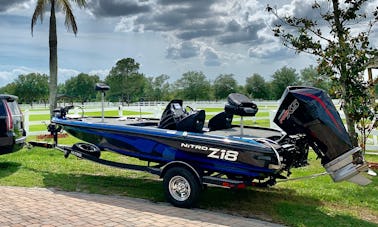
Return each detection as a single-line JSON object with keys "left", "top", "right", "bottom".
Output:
{"left": 31, "top": 0, "right": 47, "bottom": 36}
{"left": 59, "top": 0, "right": 78, "bottom": 34}
{"left": 72, "top": 0, "right": 87, "bottom": 8}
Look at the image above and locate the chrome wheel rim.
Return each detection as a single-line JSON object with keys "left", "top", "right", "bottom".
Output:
{"left": 169, "top": 176, "right": 191, "bottom": 202}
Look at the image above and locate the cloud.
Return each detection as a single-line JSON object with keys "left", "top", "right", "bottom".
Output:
{"left": 166, "top": 41, "right": 200, "bottom": 59}
{"left": 89, "top": 69, "right": 109, "bottom": 80}
{"left": 115, "top": 16, "right": 143, "bottom": 32}
{"left": 107, "top": 0, "right": 280, "bottom": 66}
{"left": 0, "top": 71, "right": 15, "bottom": 85}
{"left": 88, "top": 0, "right": 151, "bottom": 17}
{"left": 219, "top": 21, "right": 265, "bottom": 45}
{"left": 112, "top": 0, "right": 268, "bottom": 45}
{"left": 58, "top": 68, "right": 81, "bottom": 83}
{"left": 202, "top": 48, "right": 221, "bottom": 66}
{"left": 0, "top": 0, "right": 27, "bottom": 12}
{"left": 248, "top": 43, "right": 294, "bottom": 60}
{"left": 0, "top": 66, "right": 40, "bottom": 87}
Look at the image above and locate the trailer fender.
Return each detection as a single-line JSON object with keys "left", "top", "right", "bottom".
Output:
{"left": 160, "top": 161, "right": 201, "bottom": 184}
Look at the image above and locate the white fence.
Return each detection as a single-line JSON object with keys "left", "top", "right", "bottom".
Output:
{"left": 24, "top": 102, "right": 377, "bottom": 151}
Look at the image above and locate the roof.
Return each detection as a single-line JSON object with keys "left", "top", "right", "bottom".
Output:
{"left": 0, "top": 94, "right": 18, "bottom": 101}
{"left": 367, "top": 56, "right": 378, "bottom": 69}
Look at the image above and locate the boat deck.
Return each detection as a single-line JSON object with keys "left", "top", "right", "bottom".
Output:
{"left": 73, "top": 116, "right": 283, "bottom": 139}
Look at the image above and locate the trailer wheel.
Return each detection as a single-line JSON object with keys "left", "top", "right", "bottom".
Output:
{"left": 163, "top": 167, "right": 201, "bottom": 208}
{"left": 72, "top": 143, "right": 101, "bottom": 158}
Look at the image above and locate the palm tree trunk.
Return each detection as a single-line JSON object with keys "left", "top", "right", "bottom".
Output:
{"left": 49, "top": 0, "right": 58, "bottom": 117}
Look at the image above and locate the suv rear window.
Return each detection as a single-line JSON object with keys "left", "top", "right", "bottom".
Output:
{"left": 6, "top": 101, "right": 21, "bottom": 115}
{"left": 0, "top": 100, "right": 5, "bottom": 115}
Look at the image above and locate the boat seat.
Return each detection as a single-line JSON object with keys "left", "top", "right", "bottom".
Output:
{"left": 95, "top": 83, "right": 110, "bottom": 92}
{"left": 225, "top": 93, "right": 258, "bottom": 117}
{"left": 208, "top": 112, "right": 233, "bottom": 131}
{"left": 158, "top": 100, "right": 205, "bottom": 133}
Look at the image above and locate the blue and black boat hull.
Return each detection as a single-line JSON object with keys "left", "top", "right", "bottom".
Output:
{"left": 57, "top": 118, "right": 281, "bottom": 179}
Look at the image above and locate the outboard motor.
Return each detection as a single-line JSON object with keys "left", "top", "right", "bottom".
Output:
{"left": 274, "top": 86, "right": 371, "bottom": 185}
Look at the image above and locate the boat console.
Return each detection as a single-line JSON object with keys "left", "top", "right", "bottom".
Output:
{"left": 158, "top": 93, "right": 259, "bottom": 135}
{"left": 158, "top": 100, "right": 205, "bottom": 132}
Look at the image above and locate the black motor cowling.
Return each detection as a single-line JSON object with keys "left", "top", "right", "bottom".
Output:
{"left": 274, "top": 87, "right": 370, "bottom": 185}
{"left": 274, "top": 86, "right": 352, "bottom": 164}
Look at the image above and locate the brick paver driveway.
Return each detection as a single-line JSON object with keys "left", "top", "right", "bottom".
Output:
{"left": 0, "top": 186, "right": 283, "bottom": 227}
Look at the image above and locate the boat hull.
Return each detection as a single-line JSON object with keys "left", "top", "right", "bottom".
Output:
{"left": 55, "top": 118, "right": 281, "bottom": 179}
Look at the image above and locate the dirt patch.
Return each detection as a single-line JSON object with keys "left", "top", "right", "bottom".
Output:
{"left": 369, "top": 162, "right": 378, "bottom": 170}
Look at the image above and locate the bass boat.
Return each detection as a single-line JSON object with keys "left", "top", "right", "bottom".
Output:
{"left": 46, "top": 85, "right": 372, "bottom": 207}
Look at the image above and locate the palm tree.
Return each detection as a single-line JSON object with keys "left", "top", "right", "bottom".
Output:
{"left": 31, "top": 0, "right": 86, "bottom": 116}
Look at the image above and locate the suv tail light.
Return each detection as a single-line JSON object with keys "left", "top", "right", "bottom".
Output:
{"left": 3, "top": 100, "right": 13, "bottom": 131}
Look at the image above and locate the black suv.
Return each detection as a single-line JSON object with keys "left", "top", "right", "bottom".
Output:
{"left": 0, "top": 94, "right": 26, "bottom": 154}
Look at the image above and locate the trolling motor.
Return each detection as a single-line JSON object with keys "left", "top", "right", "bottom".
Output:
{"left": 95, "top": 83, "right": 110, "bottom": 123}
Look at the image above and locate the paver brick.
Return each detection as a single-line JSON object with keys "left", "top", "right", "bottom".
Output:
{"left": 0, "top": 186, "right": 283, "bottom": 227}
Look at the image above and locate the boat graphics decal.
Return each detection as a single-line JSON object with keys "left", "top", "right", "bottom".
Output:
{"left": 180, "top": 143, "right": 239, "bottom": 161}
{"left": 278, "top": 99, "right": 299, "bottom": 124}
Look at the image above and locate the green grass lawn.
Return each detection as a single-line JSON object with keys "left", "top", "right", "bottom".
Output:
{"left": 29, "top": 114, "right": 51, "bottom": 121}
{"left": 0, "top": 135, "right": 377, "bottom": 226}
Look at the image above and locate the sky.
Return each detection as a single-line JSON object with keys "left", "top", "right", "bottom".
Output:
{"left": 0, "top": 0, "right": 377, "bottom": 87}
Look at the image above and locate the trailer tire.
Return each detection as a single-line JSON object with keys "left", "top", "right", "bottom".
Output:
{"left": 72, "top": 143, "right": 101, "bottom": 158}
{"left": 163, "top": 167, "right": 200, "bottom": 208}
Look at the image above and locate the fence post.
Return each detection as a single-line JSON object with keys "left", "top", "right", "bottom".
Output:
{"left": 269, "top": 110, "right": 279, "bottom": 129}
{"left": 24, "top": 109, "right": 29, "bottom": 134}
{"left": 118, "top": 105, "right": 123, "bottom": 117}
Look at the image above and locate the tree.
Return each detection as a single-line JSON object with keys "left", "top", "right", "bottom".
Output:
{"left": 65, "top": 73, "right": 99, "bottom": 104}
{"left": 174, "top": 71, "right": 211, "bottom": 101}
{"left": 57, "top": 83, "right": 66, "bottom": 95}
{"left": 270, "top": 66, "right": 299, "bottom": 99}
{"left": 148, "top": 74, "right": 171, "bottom": 101}
{"left": 245, "top": 73, "right": 270, "bottom": 100}
{"left": 268, "top": 0, "right": 378, "bottom": 145}
{"left": 300, "top": 65, "right": 331, "bottom": 92}
{"left": 0, "top": 83, "right": 17, "bottom": 95}
{"left": 213, "top": 74, "right": 238, "bottom": 100}
{"left": 31, "top": 0, "right": 87, "bottom": 115}
{"left": 14, "top": 73, "right": 49, "bottom": 105}
{"left": 105, "top": 58, "right": 148, "bottom": 103}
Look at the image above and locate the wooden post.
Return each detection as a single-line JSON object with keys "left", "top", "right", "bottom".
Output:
{"left": 368, "top": 68, "right": 373, "bottom": 84}
{"left": 366, "top": 57, "right": 378, "bottom": 99}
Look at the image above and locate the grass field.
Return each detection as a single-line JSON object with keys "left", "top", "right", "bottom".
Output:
{"left": 0, "top": 134, "right": 377, "bottom": 226}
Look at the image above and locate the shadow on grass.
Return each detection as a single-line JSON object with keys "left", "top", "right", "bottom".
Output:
{"left": 39, "top": 171, "right": 165, "bottom": 202}
{"left": 0, "top": 162, "right": 21, "bottom": 179}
